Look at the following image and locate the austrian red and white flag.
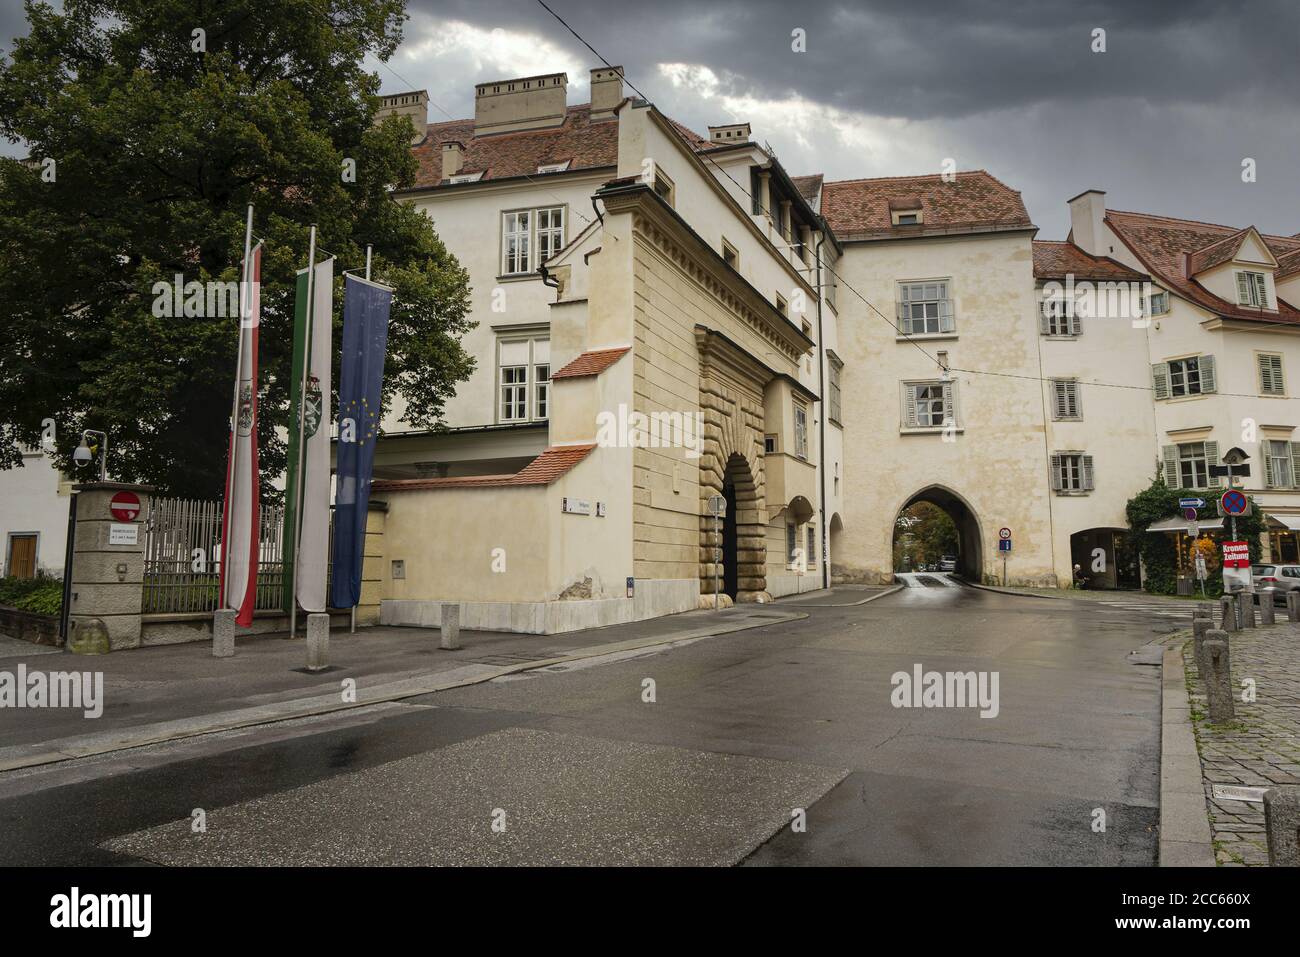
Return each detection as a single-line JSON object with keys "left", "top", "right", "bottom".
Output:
{"left": 220, "top": 243, "right": 263, "bottom": 626}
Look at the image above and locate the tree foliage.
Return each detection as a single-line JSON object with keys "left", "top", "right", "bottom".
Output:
{"left": 0, "top": 0, "right": 474, "bottom": 498}
{"left": 894, "top": 501, "right": 958, "bottom": 570}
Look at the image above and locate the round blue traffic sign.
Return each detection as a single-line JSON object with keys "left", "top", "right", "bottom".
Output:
{"left": 1220, "top": 489, "right": 1248, "bottom": 516}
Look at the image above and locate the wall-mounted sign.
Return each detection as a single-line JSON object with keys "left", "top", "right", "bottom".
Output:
{"left": 626, "top": 576, "right": 635, "bottom": 598}
{"left": 561, "top": 497, "right": 592, "bottom": 515}
{"left": 998, "top": 527, "right": 1011, "bottom": 540}
{"left": 596, "top": 501, "right": 606, "bottom": 517}
{"left": 108, "top": 524, "right": 138, "bottom": 546}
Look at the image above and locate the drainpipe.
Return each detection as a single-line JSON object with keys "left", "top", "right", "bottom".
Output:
{"left": 815, "top": 231, "right": 829, "bottom": 590}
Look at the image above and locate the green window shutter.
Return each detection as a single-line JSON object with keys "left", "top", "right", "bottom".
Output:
{"left": 1071, "top": 380, "right": 1081, "bottom": 419}
{"left": 1162, "top": 445, "right": 1179, "bottom": 487}
{"left": 1151, "top": 362, "right": 1169, "bottom": 399}
{"left": 1068, "top": 305, "right": 1082, "bottom": 336}
{"left": 1264, "top": 445, "right": 1276, "bottom": 488}
{"left": 1039, "top": 302, "right": 1050, "bottom": 335}
{"left": 1051, "top": 380, "right": 1064, "bottom": 420}
{"left": 1049, "top": 453, "right": 1063, "bottom": 490}
{"left": 1204, "top": 440, "right": 1221, "bottom": 487}
{"left": 896, "top": 293, "right": 908, "bottom": 332}
{"left": 939, "top": 295, "right": 955, "bottom": 333}
{"left": 1291, "top": 442, "right": 1300, "bottom": 489}
{"left": 1253, "top": 272, "right": 1268, "bottom": 308}
{"left": 1199, "top": 354, "right": 1217, "bottom": 394}
{"left": 1258, "top": 354, "right": 1273, "bottom": 394}
{"left": 1237, "top": 272, "right": 1251, "bottom": 305}
{"left": 1082, "top": 454, "right": 1095, "bottom": 491}
{"left": 903, "top": 384, "right": 917, "bottom": 428}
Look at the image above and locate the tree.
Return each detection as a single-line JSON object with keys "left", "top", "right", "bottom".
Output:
{"left": 0, "top": 0, "right": 474, "bottom": 498}
{"left": 894, "top": 502, "right": 957, "bottom": 569}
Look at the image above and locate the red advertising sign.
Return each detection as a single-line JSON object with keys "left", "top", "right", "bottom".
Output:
{"left": 109, "top": 491, "right": 141, "bottom": 523}
{"left": 1221, "top": 540, "right": 1250, "bottom": 569}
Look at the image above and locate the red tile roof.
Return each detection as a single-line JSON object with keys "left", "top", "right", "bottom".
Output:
{"left": 819, "top": 171, "right": 1032, "bottom": 240}
{"left": 550, "top": 346, "right": 630, "bottom": 379}
{"left": 404, "top": 104, "right": 710, "bottom": 191}
{"left": 372, "top": 444, "right": 596, "bottom": 492}
{"left": 1276, "top": 247, "right": 1300, "bottom": 280}
{"left": 1032, "top": 240, "right": 1146, "bottom": 282}
{"left": 790, "top": 174, "right": 823, "bottom": 207}
{"left": 1184, "top": 227, "right": 1251, "bottom": 275}
{"left": 1105, "top": 209, "right": 1300, "bottom": 324}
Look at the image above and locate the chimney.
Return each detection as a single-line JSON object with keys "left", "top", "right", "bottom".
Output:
{"left": 708, "top": 123, "right": 751, "bottom": 145}
{"left": 442, "top": 141, "right": 464, "bottom": 179}
{"left": 474, "top": 72, "right": 568, "bottom": 136}
{"left": 1067, "top": 189, "right": 1107, "bottom": 256}
{"left": 375, "top": 90, "right": 429, "bottom": 145}
{"left": 589, "top": 66, "right": 624, "bottom": 119}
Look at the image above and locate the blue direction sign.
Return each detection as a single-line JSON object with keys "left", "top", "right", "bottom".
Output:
{"left": 1179, "top": 497, "right": 1206, "bottom": 509}
{"left": 998, "top": 538, "right": 1012, "bottom": 552}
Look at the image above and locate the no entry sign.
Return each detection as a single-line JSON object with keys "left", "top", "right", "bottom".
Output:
{"left": 109, "top": 491, "right": 141, "bottom": 523}
{"left": 1220, "top": 489, "right": 1249, "bottom": 516}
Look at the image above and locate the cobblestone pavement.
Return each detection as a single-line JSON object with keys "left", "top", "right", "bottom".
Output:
{"left": 1183, "top": 621, "right": 1300, "bottom": 866}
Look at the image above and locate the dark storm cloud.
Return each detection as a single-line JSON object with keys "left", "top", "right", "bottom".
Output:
{"left": 407, "top": 0, "right": 1300, "bottom": 118}
{"left": 402, "top": 0, "right": 1300, "bottom": 237}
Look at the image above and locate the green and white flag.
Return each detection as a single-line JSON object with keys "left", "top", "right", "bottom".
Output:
{"left": 283, "top": 256, "right": 334, "bottom": 614}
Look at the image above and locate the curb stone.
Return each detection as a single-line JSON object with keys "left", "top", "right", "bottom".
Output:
{"left": 1158, "top": 641, "right": 1216, "bottom": 867}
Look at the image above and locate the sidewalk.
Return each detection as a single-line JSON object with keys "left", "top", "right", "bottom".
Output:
{"left": 1180, "top": 620, "right": 1300, "bottom": 865}
{"left": 971, "top": 582, "right": 1204, "bottom": 606}
{"left": 0, "top": 603, "right": 807, "bottom": 772}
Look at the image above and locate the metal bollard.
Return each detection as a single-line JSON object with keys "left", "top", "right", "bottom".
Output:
{"left": 213, "top": 609, "right": 236, "bottom": 658}
{"left": 1220, "top": 594, "right": 1239, "bottom": 632}
{"left": 1288, "top": 591, "right": 1300, "bottom": 623}
{"left": 440, "top": 603, "right": 462, "bottom": 650}
{"left": 1263, "top": 786, "right": 1300, "bottom": 867}
{"left": 1203, "top": 631, "right": 1234, "bottom": 724}
{"left": 1192, "top": 615, "right": 1213, "bottom": 683}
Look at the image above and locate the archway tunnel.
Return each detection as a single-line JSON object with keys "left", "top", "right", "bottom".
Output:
{"left": 892, "top": 486, "right": 984, "bottom": 581}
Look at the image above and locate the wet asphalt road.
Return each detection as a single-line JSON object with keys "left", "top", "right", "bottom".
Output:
{"left": 0, "top": 583, "right": 1182, "bottom": 866}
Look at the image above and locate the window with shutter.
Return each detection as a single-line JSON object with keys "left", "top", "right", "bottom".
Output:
{"left": 897, "top": 280, "right": 955, "bottom": 336}
{"left": 1199, "top": 355, "right": 1217, "bottom": 394}
{"left": 1237, "top": 271, "right": 1268, "bottom": 307}
{"left": 1081, "top": 454, "right": 1095, "bottom": 491}
{"left": 1291, "top": 442, "right": 1300, "bottom": 485}
{"left": 901, "top": 381, "right": 956, "bottom": 430}
{"left": 1259, "top": 354, "right": 1285, "bottom": 395}
{"left": 1176, "top": 442, "right": 1211, "bottom": 489}
{"left": 1051, "top": 379, "right": 1081, "bottom": 420}
{"left": 1152, "top": 363, "right": 1169, "bottom": 399}
{"left": 1204, "top": 441, "right": 1221, "bottom": 487}
{"left": 1162, "top": 445, "right": 1179, "bottom": 487}
{"left": 1267, "top": 439, "right": 1294, "bottom": 488}
{"left": 1051, "top": 452, "right": 1091, "bottom": 493}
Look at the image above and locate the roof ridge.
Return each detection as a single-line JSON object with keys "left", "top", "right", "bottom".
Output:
{"left": 823, "top": 169, "right": 990, "bottom": 187}
{"left": 1109, "top": 208, "right": 1300, "bottom": 250}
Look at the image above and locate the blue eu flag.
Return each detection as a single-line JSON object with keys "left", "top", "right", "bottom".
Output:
{"left": 331, "top": 275, "right": 392, "bottom": 608}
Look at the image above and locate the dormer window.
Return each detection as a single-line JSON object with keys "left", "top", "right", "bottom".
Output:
{"left": 448, "top": 171, "right": 484, "bottom": 184}
{"left": 1237, "top": 270, "right": 1269, "bottom": 308}
{"left": 888, "top": 197, "right": 924, "bottom": 227}
{"left": 537, "top": 160, "right": 571, "bottom": 174}
{"left": 895, "top": 211, "right": 921, "bottom": 225}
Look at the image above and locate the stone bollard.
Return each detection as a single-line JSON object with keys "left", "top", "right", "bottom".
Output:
{"left": 1203, "top": 631, "right": 1234, "bottom": 724}
{"left": 1241, "top": 594, "right": 1257, "bottom": 629}
{"left": 440, "top": 603, "right": 462, "bottom": 650}
{"left": 1196, "top": 601, "right": 1215, "bottom": 619}
{"left": 1219, "top": 594, "right": 1239, "bottom": 632}
{"left": 1192, "top": 614, "right": 1213, "bottom": 683}
{"left": 67, "top": 617, "right": 110, "bottom": 655}
{"left": 306, "top": 613, "right": 330, "bottom": 672}
{"left": 1288, "top": 591, "right": 1300, "bottom": 623}
{"left": 212, "top": 609, "right": 236, "bottom": 658}
{"left": 1260, "top": 593, "right": 1276, "bottom": 625}
{"left": 1263, "top": 786, "right": 1300, "bottom": 867}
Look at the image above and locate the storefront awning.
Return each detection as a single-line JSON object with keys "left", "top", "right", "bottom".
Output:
{"left": 1147, "top": 516, "right": 1224, "bottom": 532}
{"left": 1266, "top": 513, "right": 1300, "bottom": 530}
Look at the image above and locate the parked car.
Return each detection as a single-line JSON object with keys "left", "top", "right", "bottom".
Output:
{"left": 1251, "top": 564, "right": 1300, "bottom": 604}
{"left": 938, "top": 555, "right": 957, "bottom": 572}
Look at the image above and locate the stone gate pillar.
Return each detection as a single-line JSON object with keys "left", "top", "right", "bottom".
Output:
{"left": 68, "top": 482, "right": 152, "bottom": 652}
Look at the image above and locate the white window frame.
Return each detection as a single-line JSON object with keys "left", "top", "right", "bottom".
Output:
{"left": 1153, "top": 355, "right": 1216, "bottom": 399}
{"left": 901, "top": 380, "right": 956, "bottom": 431}
{"left": 897, "top": 279, "right": 955, "bottom": 337}
{"left": 500, "top": 206, "right": 565, "bottom": 277}
{"left": 497, "top": 335, "right": 551, "bottom": 423}
{"left": 1236, "top": 270, "right": 1269, "bottom": 308}
{"left": 1178, "top": 442, "right": 1211, "bottom": 489}
{"left": 1040, "top": 295, "right": 1080, "bottom": 336}
{"left": 1146, "top": 290, "right": 1169, "bottom": 316}
{"left": 1050, "top": 451, "right": 1094, "bottom": 494}
{"left": 1265, "top": 438, "right": 1296, "bottom": 489}
{"left": 828, "top": 358, "right": 843, "bottom": 424}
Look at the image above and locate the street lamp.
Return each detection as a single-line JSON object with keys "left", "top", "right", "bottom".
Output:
{"left": 73, "top": 429, "right": 109, "bottom": 482}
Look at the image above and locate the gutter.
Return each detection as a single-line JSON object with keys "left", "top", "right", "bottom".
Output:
{"left": 815, "top": 230, "right": 829, "bottom": 589}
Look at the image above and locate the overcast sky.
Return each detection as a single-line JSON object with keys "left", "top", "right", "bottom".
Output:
{"left": 4, "top": 1, "right": 1297, "bottom": 238}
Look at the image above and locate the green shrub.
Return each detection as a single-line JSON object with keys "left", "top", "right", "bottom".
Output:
{"left": 0, "top": 575, "right": 62, "bottom": 616}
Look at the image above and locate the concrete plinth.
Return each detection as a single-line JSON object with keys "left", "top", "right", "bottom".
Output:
{"left": 1263, "top": 786, "right": 1300, "bottom": 867}
{"left": 1203, "top": 632, "right": 1234, "bottom": 724}
{"left": 306, "top": 613, "right": 330, "bottom": 671}
{"left": 213, "top": 609, "right": 235, "bottom": 658}
{"left": 1260, "top": 596, "right": 1276, "bottom": 625}
{"left": 440, "top": 603, "right": 461, "bottom": 650}
{"left": 1288, "top": 591, "right": 1300, "bottom": 623}
{"left": 1219, "top": 595, "right": 1239, "bottom": 632}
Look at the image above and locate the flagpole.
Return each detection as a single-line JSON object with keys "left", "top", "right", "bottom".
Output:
{"left": 350, "top": 245, "right": 373, "bottom": 636}
{"left": 224, "top": 204, "right": 254, "bottom": 610}
{"left": 291, "top": 224, "right": 318, "bottom": 640}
